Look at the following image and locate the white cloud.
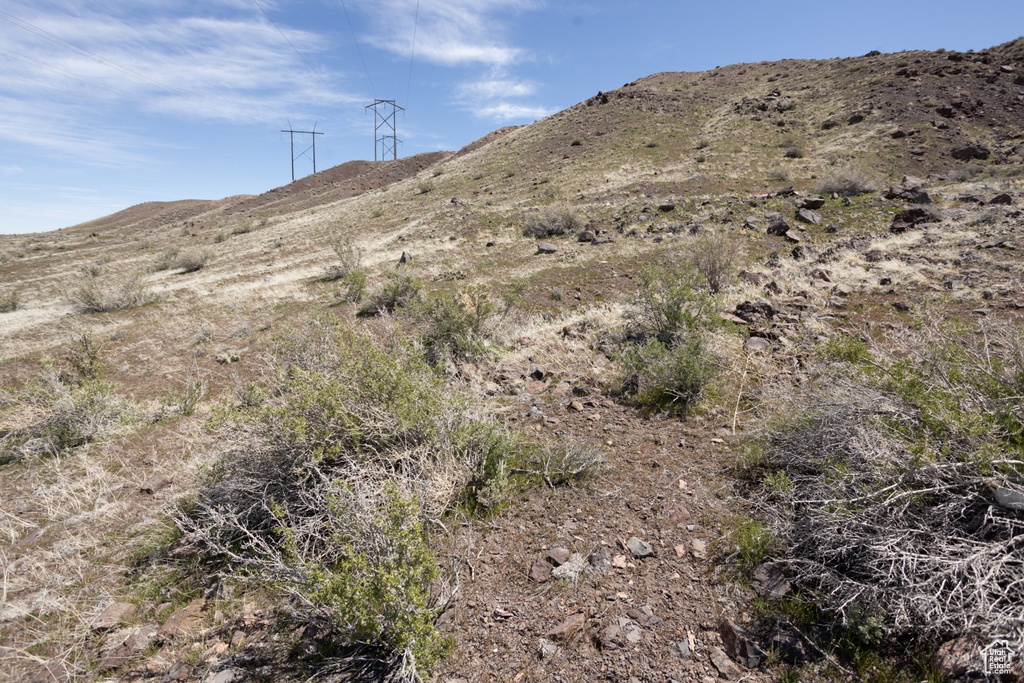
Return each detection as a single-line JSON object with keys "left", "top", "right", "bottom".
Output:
{"left": 0, "top": 2, "right": 358, "bottom": 165}
{"left": 0, "top": 165, "right": 23, "bottom": 176}
{"left": 460, "top": 77, "right": 536, "bottom": 99}
{"left": 477, "top": 102, "right": 552, "bottom": 122}
{"left": 356, "top": 0, "right": 541, "bottom": 68}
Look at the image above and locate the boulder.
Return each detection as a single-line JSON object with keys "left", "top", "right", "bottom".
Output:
{"left": 795, "top": 196, "right": 826, "bottom": 210}
{"left": 536, "top": 242, "right": 557, "bottom": 255}
{"left": 951, "top": 145, "right": 990, "bottom": 161}
{"left": 884, "top": 176, "right": 932, "bottom": 204}
{"left": 891, "top": 207, "right": 941, "bottom": 233}
{"left": 989, "top": 193, "right": 1013, "bottom": 205}
{"left": 795, "top": 208, "right": 822, "bottom": 225}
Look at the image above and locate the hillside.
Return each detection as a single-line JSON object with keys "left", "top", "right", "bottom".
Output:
{"left": 1, "top": 39, "right": 1023, "bottom": 683}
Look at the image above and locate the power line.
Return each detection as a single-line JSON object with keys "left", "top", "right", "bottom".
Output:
{"left": 337, "top": 0, "right": 375, "bottom": 98}
{"left": 405, "top": 0, "right": 420, "bottom": 108}
{"left": 250, "top": 0, "right": 345, "bottom": 102}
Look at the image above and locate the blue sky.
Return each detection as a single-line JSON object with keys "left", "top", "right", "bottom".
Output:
{"left": 1, "top": 0, "right": 1022, "bottom": 234}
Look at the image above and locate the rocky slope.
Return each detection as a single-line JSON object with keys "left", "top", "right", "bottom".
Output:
{"left": 1, "top": 38, "right": 1023, "bottom": 683}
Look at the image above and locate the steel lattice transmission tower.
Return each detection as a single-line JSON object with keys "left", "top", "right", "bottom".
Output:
{"left": 365, "top": 99, "right": 403, "bottom": 161}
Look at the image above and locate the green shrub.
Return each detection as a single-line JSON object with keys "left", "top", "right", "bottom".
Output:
{"left": 686, "top": 232, "right": 738, "bottom": 294}
{"left": 176, "top": 324, "right": 532, "bottom": 678}
{"left": 322, "top": 237, "right": 362, "bottom": 282}
{"left": 410, "top": 286, "right": 496, "bottom": 366}
{"left": 819, "top": 332, "right": 872, "bottom": 365}
{"left": 734, "top": 323, "right": 1024, "bottom": 662}
{"left": 627, "top": 263, "right": 712, "bottom": 345}
{"left": 359, "top": 272, "right": 422, "bottom": 316}
{"left": 617, "top": 337, "right": 715, "bottom": 413}
{"left": 522, "top": 205, "right": 583, "bottom": 238}
{"left": 341, "top": 269, "right": 367, "bottom": 303}
{"left": 152, "top": 249, "right": 180, "bottom": 272}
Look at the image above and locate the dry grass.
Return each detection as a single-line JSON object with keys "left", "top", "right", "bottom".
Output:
{"left": 68, "top": 274, "right": 161, "bottom": 314}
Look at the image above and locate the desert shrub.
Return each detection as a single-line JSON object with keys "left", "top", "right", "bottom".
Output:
{"left": 322, "top": 237, "right": 363, "bottom": 282}
{"left": 0, "top": 342, "right": 128, "bottom": 464}
{"left": 341, "top": 269, "right": 367, "bottom": 303}
{"left": 359, "top": 272, "right": 422, "bottom": 316}
{"left": 518, "top": 437, "right": 604, "bottom": 486}
{"left": 616, "top": 262, "right": 717, "bottom": 412}
{"left": 626, "top": 263, "right": 713, "bottom": 345}
{"left": 151, "top": 248, "right": 180, "bottom": 272}
{"left": 415, "top": 180, "right": 434, "bottom": 195}
{"left": 69, "top": 274, "right": 161, "bottom": 313}
{"left": 408, "top": 287, "right": 496, "bottom": 366}
{"left": 766, "top": 166, "right": 790, "bottom": 182}
{"left": 734, "top": 323, "right": 1024, "bottom": 658}
{"left": 782, "top": 145, "right": 804, "bottom": 159}
{"left": 175, "top": 323, "right": 531, "bottom": 679}
{"left": 616, "top": 337, "right": 715, "bottom": 413}
{"left": 176, "top": 248, "right": 212, "bottom": 273}
{"left": 685, "top": 232, "right": 738, "bottom": 294}
{"left": 522, "top": 205, "right": 583, "bottom": 238}
{"left": 0, "top": 288, "right": 20, "bottom": 313}
{"left": 815, "top": 167, "right": 877, "bottom": 196}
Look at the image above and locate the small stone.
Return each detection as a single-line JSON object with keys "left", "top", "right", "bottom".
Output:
{"left": 546, "top": 547, "right": 571, "bottom": 566}
{"left": 587, "top": 548, "right": 612, "bottom": 577}
{"left": 525, "top": 380, "right": 548, "bottom": 394}
{"left": 92, "top": 602, "right": 137, "bottom": 632}
{"left": 670, "top": 639, "right": 692, "bottom": 659}
{"left": 529, "top": 558, "right": 554, "bottom": 583}
{"left": 204, "top": 670, "right": 241, "bottom": 683}
{"left": 568, "top": 400, "right": 584, "bottom": 412}
{"left": 744, "top": 337, "right": 771, "bottom": 352}
{"left": 893, "top": 302, "right": 911, "bottom": 313}
{"left": 529, "top": 365, "right": 546, "bottom": 381}
{"left": 158, "top": 599, "right": 205, "bottom": 641}
{"left": 626, "top": 537, "right": 653, "bottom": 558}
{"left": 537, "top": 637, "right": 559, "bottom": 659}
{"left": 691, "top": 539, "right": 707, "bottom": 559}
{"left": 795, "top": 196, "right": 826, "bottom": 210}
{"left": 784, "top": 228, "right": 807, "bottom": 243}
{"left": 551, "top": 553, "right": 587, "bottom": 582}
{"left": 989, "top": 193, "right": 1013, "bottom": 205}
{"left": 611, "top": 554, "right": 628, "bottom": 569}
{"left": 578, "top": 229, "right": 596, "bottom": 242}
{"left": 140, "top": 474, "right": 171, "bottom": 495}
{"left": 708, "top": 646, "right": 741, "bottom": 679}
{"left": 546, "top": 613, "right": 586, "bottom": 641}
{"left": 536, "top": 242, "right": 557, "bottom": 255}
{"left": 720, "top": 617, "right": 767, "bottom": 667}
{"left": 398, "top": 251, "right": 412, "bottom": 264}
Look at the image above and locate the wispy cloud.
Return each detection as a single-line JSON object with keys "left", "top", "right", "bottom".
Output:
{"left": 357, "top": 0, "right": 540, "bottom": 68}
{"left": 477, "top": 102, "right": 552, "bottom": 122}
{"left": 0, "top": 2, "right": 357, "bottom": 166}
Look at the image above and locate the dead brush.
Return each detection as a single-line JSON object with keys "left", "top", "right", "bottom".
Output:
{"left": 735, "top": 322, "right": 1024, "bottom": 654}
{"left": 516, "top": 437, "right": 604, "bottom": 487}
{"left": 67, "top": 273, "right": 160, "bottom": 313}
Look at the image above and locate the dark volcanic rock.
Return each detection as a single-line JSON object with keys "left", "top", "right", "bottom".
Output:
{"left": 795, "top": 208, "right": 822, "bottom": 225}
{"left": 951, "top": 145, "right": 991, "bottom": 161}
{"left": 891, "top": 207, "right": 941, "bottom": 233}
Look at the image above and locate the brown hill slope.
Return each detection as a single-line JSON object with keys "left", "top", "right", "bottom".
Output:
{"left": 1, "top": 40, "right": 1023, "bottom": 683}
